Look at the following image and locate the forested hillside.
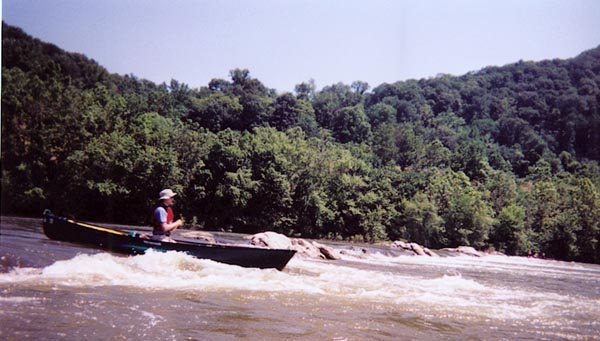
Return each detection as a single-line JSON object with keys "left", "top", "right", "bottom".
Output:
{"left": 2, "top": 22, "right": 599, "bottom": 263}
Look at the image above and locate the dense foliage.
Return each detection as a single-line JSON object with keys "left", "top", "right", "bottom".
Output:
{"left": 2, "top": 23, "right": 599, "bottom": 263}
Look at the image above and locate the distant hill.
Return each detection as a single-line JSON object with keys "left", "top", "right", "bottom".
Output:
{"left": 3, "top": 21, "right": 599, "bottom": 166}
{"left": 2, "top": 23, "right": 112, "bottom": 89}
{"left": 366, "top": 46, "right": 600, "bottom": 165}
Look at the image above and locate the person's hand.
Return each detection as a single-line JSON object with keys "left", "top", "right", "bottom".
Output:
{"left": 176, "top": 219, "right": 184, "bottom": 228}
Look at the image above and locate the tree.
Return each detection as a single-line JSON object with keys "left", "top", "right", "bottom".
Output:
{"left": 294, "top": 79, "right": 316, "bottom": 101}
{"left": 351, "top": 81, "right": 370, "bottom": 95}
{"left": 492, "top": 203, "right": 528, "bottom": 255}
{"left": 451, "top": 139, "right": 491, "bottom": 182}
{"left": 366, "top": 103, "right": 396, "bottom": 129}
{"left": 268, "top": 93, "right": 315, "bottom": 131}
{"left": 427, "top": 170, "right": 494, "bottom": 248}
{"left": 418, "top": 139, "right": 450, "bottom": 169}
{"left": 525, "top": 180, "right": 559, "bottom": 254}
{"left": 312, "top": 82, "right": 362, "bottom": 129}
{"left": 572, "top": 178, "right": 600, "bottom": 262}
{"left": 189, "top": 92, "right": 243, "bottom": 131}
{"left": 485, "top": 170, "right": 518, "bottom": 213}
{"left": 371, "top": 123, "right": 399, "bottom": 166}
{"left": 331, "top": 105, "right": 371, "bottom": 144}
{"left": 228, "top": 68, "right": 273, "bottom": 130}
{"left": 394, "top": 123, "right": 425, "bottom": 168}
{"left": 199, "top": 129, "right": 253, "bottom": 230}
{"left": 295, "top": 101, "right": 320, "bottom": 137}
{"left": 208, "top": 78, "right": 231, "bottom": 92}
{"left": 396, "top": 192, "right": 445, "bottom": 247}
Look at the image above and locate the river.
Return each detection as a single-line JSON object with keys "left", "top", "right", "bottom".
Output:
{"left": 1, "top": 216, "right": 599, "bottom": 340}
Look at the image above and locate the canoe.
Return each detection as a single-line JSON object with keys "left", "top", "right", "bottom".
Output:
{"left": 42, "top": 211, "right": 296, "bottom": 271}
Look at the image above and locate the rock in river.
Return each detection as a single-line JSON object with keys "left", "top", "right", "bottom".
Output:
{"left": 179, "top": 231, "right": 216, "bottom": 244}
{"left": 248, "top": 232, "right": 340, "bottom": 260}
{"left": 456, "top": 246, "right": 482, "bottom": 257}
{"left": 391, "top": 240, "right": 439, "bottom": 257}
{"left": 249, "top": 231, "right": 292, "bottom": 250}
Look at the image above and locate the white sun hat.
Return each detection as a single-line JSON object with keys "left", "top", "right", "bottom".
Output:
{"left": 158, "top": 189, "right": 177, "bottom": 200}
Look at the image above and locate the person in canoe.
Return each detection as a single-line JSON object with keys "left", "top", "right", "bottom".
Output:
{"left": 151, "top": 189, "right": 184, "bottom": 242}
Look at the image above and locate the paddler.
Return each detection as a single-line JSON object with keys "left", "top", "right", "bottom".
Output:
{"left": 151, "top": 189, "right": 183, "bottom": 242}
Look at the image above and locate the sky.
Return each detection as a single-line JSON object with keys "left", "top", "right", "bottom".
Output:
{"left": 2, "top": 0, "right": 600, "bottom": 93}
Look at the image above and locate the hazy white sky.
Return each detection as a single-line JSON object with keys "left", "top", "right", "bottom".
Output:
{"left": 3, "top": 0, "right": 600, "bottom": 92}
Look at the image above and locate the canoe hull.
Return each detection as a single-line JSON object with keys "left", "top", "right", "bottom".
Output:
{"left": 42, "top": 212, "right": 295, "bottom": 271}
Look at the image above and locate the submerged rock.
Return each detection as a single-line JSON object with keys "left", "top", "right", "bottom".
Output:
{"left": 410, "top": 242, "right": 426, "bottom": 256}
{"left": 423, "top": 247, "right": 440, "bottom": 258}
{"left": 391, "top": 240, "right": 410, "bottom": 249}
{"left": 313, "top": 241, "right": 341, "bottom": 260}
{"left": 391, "top": 240, "right": 439, "bottom": 257}
{"left": 441, "top": 246, "right": 483, "bottom": 257}
{"left": 339, "top": 246, "right": 370, "bottom": 258}
{"left": 456, "top": 246, "right": 482, "bottom": 257}
{"left": 290, "top": 238, "right": 323, "bottom": 259}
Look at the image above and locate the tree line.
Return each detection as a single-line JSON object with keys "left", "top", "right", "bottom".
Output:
{"left": 2, "top": 22, "right": 599, "bottom": 263}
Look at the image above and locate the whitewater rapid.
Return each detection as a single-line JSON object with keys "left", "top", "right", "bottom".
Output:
{"left": 1, "top": 217, "right": 599, "bottom": 339}
{"left": 3, "top": 249, "right": 599, "bottom": 324}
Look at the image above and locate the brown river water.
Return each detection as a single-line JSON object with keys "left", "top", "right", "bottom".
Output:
{"left": 1, "top": 216, "right": 599, "bottom": 340}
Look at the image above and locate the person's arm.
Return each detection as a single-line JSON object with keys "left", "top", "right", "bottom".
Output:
{"left": 161, "top": 219, "right": 183, "bottom": 232}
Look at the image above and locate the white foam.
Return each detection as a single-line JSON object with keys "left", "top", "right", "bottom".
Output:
{"left": 1, "top": 250, "right": 598, "bottom": 322}
{"left": 341, "top": 250, "right": 600, "bottom": 280}
{"left": 132, "top": 307, "right": 165, "bottom": 327}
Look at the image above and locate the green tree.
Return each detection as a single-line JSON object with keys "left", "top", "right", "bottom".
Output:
{"left": 228, "top": 68, "right": 273, "bottom": 130}
{"left": 367, "top": 102, "right": 396, "bottom": 129}
{"left": 525, "top": 180, "right": 559, "bottom": 254}
{"left": 189, "top": 92, "right": 243, "bottom": 131}
{"left": 294, "top": 79, "right": 316, "bottom": 101}
{"left": 451, "top": 139, "right": 491, "bottom": 182}
{"left": 394, "top": 123, "right": 425, "bottom": 168}
{"left": 396, "top": 192, "right": 445, "bottom": 247}
{"left": 312, "top": 82, "right": 362, "bottom": 129}
{"left": 371, "top": 123, "right": 399, "bottom": 166}
{"left": 331, "top": 105, "right": 371, "bottom": 143}
{"left": 486, "top": 170, "right": 518, "bottom": 213}
{"left": 351, "top": 81, "right": 370, "bottom": 95}
{"left": 268, "top": 93, "right": 316, "bottom": 133}
{"left": 418, "top": 139, "right": 450, "bottom": 169}
{"left": 428, "top": 170, "right": 494, "bottom": 248}
{"left": 492, "top": 203, "right": 529, "bottom": 255}
{"left": 573, "top": 178, "right": 600, "bottom": 262}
